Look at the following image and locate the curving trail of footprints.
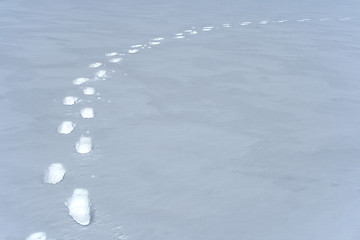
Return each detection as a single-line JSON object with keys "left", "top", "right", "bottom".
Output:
{"left": 26, "top": 16, "right": 352, "bottom": 239}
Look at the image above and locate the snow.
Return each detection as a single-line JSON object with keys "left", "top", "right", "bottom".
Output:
{"left": 89, "top": 62, "right": 102, "bottom": 68}
{"left": 72, "top": 77, "right": 89, "bottom": 85}
{"left": 128, "top": 49, "right": 139, "bottom": 54}
{"left": 83, "top": 87, "right": 95, "bottom": 95}
{"left": 1, "top": 0, "right": 360, "bottom": 239}
{"left": 109, "top": 58, "right": 122, "bottom": 63}
{"left": 95, "top": 70, "right": 107, "bottom": 78}
{"left": 106, "top": 52, "right": 118, "bottom": 56}
{"left": 26, "top": 232, "right": 46, "bottom": 240}
{"left": 240, "top": 21, "right": 251, "bottom": 25}
{"left": 57, "top": 121, "right": 75, "bottom": 134}
{"left": 75, "top": 136, "right": 92, "bottom": 154}
{"left": 80, "top": 107, "right": 94, "bottom": 118}
{"left": 66, "top": 188, "right": 91, "bottom": 226}
{"left": 44, "top": 163, "right": 66, "bottom": 184}
{"left": 149, "top": 41, "right": 160, "bottom": 45}
{"left": 62, "top": 96, "right": 78, "bottom": 106}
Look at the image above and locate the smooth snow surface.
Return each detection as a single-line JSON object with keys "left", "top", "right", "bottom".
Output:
{"left": 26, "top": 232, "right": 47, "bottom": 240}
{"left": 75, "top": 136, "right": 92, "bottom": 154}
{"left": 80, "top": 108, "right": 94, "bottom": 118}
{"left": 57, "top": 121, "right": 75, "bottom": 134}
{"left": 66, "top": 189, "right": 91, "bottom": 226}
{"left": 44, "top": 163, "right": 66, "bottom": 184}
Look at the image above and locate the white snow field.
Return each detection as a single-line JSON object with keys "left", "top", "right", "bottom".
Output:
{"left": 66, "top": 188, "right": 91, "bottom": 225}
{"left": 1, "top": 0, "right": 360, "bottom": 240}
{"left": 44, "top": 163, "right": 66, "bottom": 184}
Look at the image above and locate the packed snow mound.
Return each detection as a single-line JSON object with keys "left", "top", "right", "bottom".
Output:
{"left": 44, "top": 163, "right": 66, "bottom": 184}
{"left": 57, "top": 121, "right": 75, "bottom": 134}
{"left": 75, "top": 136, "right": 92, "bottom": 154}
{"left": 26, "top": 232, "right": 46, "bottom": 240}
{"left": 66, "top": 188, "right": 91, "bottom": 226}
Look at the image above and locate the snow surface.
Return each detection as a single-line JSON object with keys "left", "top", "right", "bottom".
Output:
{"left": 44, "top": 163, "right": 66, "bottom": 184}
{"left": 1, "top": 0, "right": 360, "bottom": 239}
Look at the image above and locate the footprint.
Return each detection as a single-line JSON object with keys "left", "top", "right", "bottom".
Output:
{"left": 73, "top": 77, "right": 89, "bottom": 85}
{"left": 89, "top": 62, "right": 102, "bottom": 68}
{"left": 44, "top": 163, "right": 66, "bottom": 184}
{"left": 222, "top": 24, "right": 230, "bottom": 28}
{"left": 152, "top": 37, "right": 164, "bottom": 41}
{"left": 26, "top": 232, "right": 47, "bottom": 240}
{"left": 95, "top": 70, "right": 107, "bottom": 78}
{"left": 174, "top": 35, "right": 184, "bottom": 39}
{"left": 320, "top": 18, "right": 331, "bottom": 21}
{"left": 202, "top": 26, "right": 213, "bottom": 31}
{"left": 297, "top": 18, "right": 311, "bottom": 22}
{"left": 277, "top": 19, "right": 288, "bottom": 23}
{"left": 339, "top": 18, "right": 350, "bottom": 21}
{"left": 260, "top": 20, "right": 268, "bottom": 24}
{"left": 109, "top": 58, "right": 123, "bottom": 63}
{"left": 106, "top": 52, "right": 118, "bottom": 57}
{"left": 128, "top": 49, "right": 139, "bottom": 54}
{"left": 189, "top": 30, "right": 198, "bottom": 35}
{"left": 131, "top": 44, "right": 142, "bottom": 48}
{"left": 63, "top": 96, "right": 79, "bottom": 106}
{"left": 240, "top": 22, "right": 251, "bottom": 26}
{"left": 80, "top": 108, "right": 94, "bottom": 118}
{"left": 58, "top": 121, "right": 75, "bottom": 134}
{"left": 149, "top": 41, "right": 160, "bottom": 45}
{"left": 83, "top": 87, "right": 95, "bottom": 95}
{"left": 75, "top": 136, "right": 92, "bottom": 154}
{"left": 66, "top": 188, "right": 92, "bottom": 225}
